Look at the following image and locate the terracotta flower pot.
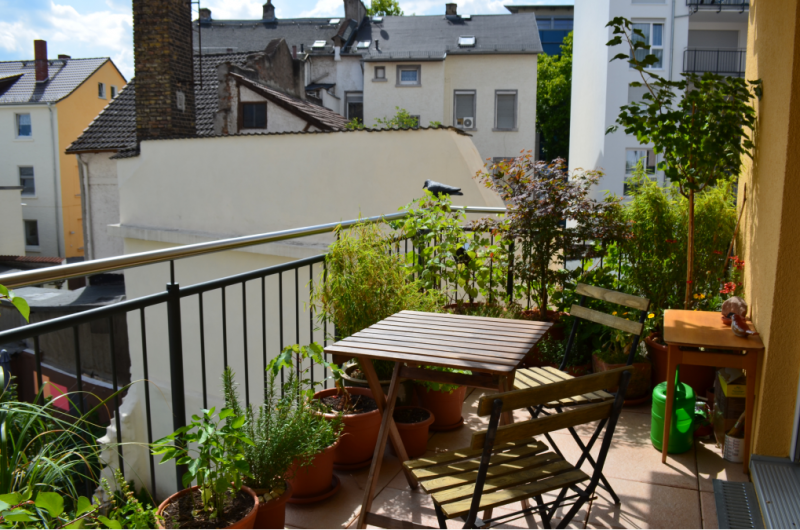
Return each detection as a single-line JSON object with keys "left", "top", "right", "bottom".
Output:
{"left": 591, "top": 354, "right": 651, "bottom": 402}
{"left": 314, "top": 387, "right": 383, "bottom": 469}
{"left": 253, "top": 482, "right": 292, "bottom": 529}
{"left": 157, "top": 485, "right": 259, "bottom": 529}
{"left": 287, "top": 439, "right": 339, "bottom": 502}
{"left": 646, "top": 332, "right": 716, "bottom": 396}
{"left": 393, "top": 406, "right": 435, "bottom": 459}
{"left": 342, "top": 363, "right": 417, "bottom": 406}
{"left": 416, "top": 385, "right": 466, "bottom": 431}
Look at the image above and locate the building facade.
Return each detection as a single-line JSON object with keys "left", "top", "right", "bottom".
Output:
{"left": 569, "top": 0, "right": 748, "bottom": 198}
{"left": 0, "top": 41, "right": 126, "bottom": 258}
{"left": 505, "top": 4, "right": 574, "bottom": 56}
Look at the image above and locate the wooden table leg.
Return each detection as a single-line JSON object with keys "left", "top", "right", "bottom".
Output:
{"left": 662, "top": 345, "right": 680, "bottom": 464}
{"left": 743, "top": 352, "right": 757, "bottom": 474}
{"left": 357, "top": 363, "right": 403, "bottom": 529}
{"left": 360, "top": 359, "right": 419, "bottom": 489}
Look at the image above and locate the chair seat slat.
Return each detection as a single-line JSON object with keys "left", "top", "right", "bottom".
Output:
{"left": 575, "top": 283, "right": 650, "bottom": 311}
{"left": 569, "top": 305, "right": 643, "bottom": 336}
{"left": 410, "top": 442, "right": 547, "bottom": 480}
{"left": 403, "top": 439, "right": 534, "bottom": 470}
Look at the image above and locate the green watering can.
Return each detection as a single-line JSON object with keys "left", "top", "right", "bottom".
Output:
{"left": 651, "top": 369, "right": 705, "bottom": 454}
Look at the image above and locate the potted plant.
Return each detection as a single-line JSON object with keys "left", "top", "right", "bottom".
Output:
{"left": 415, "top": 366, "right": 470, "bottom": 431}
{"left": 152, "top": 406, "right": 259, "bottom": 529}
{"left": 265, "top": 344, "right": 345, "bottom": 504}
{"left": 537, "top": 335, "right": 592, "bottom": 377}
{"left": 393, "top": 407, "right": 435, "bottom": 459}
{"left": 592, "top": 327, "right": 651, "bottom": 403}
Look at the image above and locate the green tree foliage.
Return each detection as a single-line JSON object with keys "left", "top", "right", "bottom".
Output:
{"left": 536, "top": 32, "right": 573, "bottom": 161}
{"left": 345, "top": 107, "right": 439, "bottom": 130}
{"left": 605, "top": 17, "right": 760, "bottom": 307}
{"left": 366, "top": 0, "right": 403, "bottom": 16}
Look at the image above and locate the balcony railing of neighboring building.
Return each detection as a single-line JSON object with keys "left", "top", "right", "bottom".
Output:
{"left": 683, "top": 48, "right": 746, "bottom": 77}
{"left": 686, "top": 0, "right": 749, "bottom": 12}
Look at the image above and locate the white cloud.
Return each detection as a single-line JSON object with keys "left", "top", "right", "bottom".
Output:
{"left": 0, "top": 21, "right": 41, "bottom": 53}
{"left": 299, "top": 0, "right": 344, "bottom": 17}
{"left": 202, "top": 0, "right": 263, "bottom": 20}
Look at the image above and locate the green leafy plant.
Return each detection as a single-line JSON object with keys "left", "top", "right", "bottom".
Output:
{"left": 223, "top": 344, "right": 342, "bottom": 498}
{"left": 536, "top": 31, "right": 572, "bottom": 160}
{"left": 605, "top": 17, "right": 760, "bottom": 308}
{"left": 0, "top": 285, "right": 29, "bottom": 322}
{"left": 0, "top": 491, "right": 102, "bottom": 529}
{"left": 416, "top": 366, "right": 471, "bottom": 394}
{"left": 345, "top": 107, "right": 440, "bottom": 130}
{"left": 152, "top": 406, "right": 253, "bottom": 522}
{"left": 476, "top": 157, "right": 624, "bottom": 319}
{"left": 366, "top": 0, "right": 403, "bottom": 16}
{"left": 100, "top": 468, "right": 158, "bottom": 529}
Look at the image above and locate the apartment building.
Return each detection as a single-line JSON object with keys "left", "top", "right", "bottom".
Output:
{"left": 569, "top": 0, "right": 748, "bottom": 198}
{"left": 505, "top": 4, "right": 574, "bottom": 56}
{"left": 0, "top": 41, "right": 126, "bottom": 258}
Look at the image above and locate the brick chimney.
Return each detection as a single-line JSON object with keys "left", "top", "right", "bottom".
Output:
{"left": 132, "top": 0, "right": 196, "bottom": 141}
{"left": 263, "top": 0, "right": 275, "bottom": 20}
{"left": 34, "top": 40, "right": 48, "bottom": 83}
{"left": 344, "top": 0, "right": 366, "bottom": 23}
{"left": 446, "top": 3, "right": 457, "bottom": 15}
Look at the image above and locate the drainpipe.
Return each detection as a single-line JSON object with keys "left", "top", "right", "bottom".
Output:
{"left": 47, "top": 102, "right": 64, "bottom": 258}
{"left": 78, "top": 154, "right": 92, "bottom": 260}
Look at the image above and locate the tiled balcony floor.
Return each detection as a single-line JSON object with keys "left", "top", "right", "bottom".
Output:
{"left": 285, "top": 388, "right": 750, "bottom": 529}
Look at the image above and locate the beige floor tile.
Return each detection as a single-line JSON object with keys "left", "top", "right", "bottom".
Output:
{"left": 595, "top": 437, "right": 698, "bottom": 491}
{"left": 622, "top": 401, "right": 653, "bottom": 416}
{"left": 695, "top": 439, "right": 749, "bottom": 493}
{"left": 569, "top": 410, "right": 653, "bottom": 446}
{"left": 700, "top": 491, "right": 719, "bottom": 529}
{"left": 586, "top": 477, "right": 702, "bottom": 529}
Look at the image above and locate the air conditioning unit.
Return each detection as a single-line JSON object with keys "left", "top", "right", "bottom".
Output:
{"left": 462, "top": 117, "right": 474, "bottom": 129}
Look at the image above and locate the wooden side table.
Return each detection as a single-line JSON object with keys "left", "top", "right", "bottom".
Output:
{"left": 662, "top": 310, "right": 764, "bottom": 473}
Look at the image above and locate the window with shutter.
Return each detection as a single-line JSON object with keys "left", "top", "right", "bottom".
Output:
{"left": 495, "top": 91, "right": 517, "bottom": 130}
{"left": 454, "top": 90, "right": 476, "bottom": 129}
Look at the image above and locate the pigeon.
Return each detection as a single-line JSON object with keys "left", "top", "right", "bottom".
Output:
{"left": 423, "top": 180, "right": 464, "bottom": 196}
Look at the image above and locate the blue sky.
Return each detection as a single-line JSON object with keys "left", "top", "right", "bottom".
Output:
{"left": 0, "top": 0, "right": 572, "bottom": 80}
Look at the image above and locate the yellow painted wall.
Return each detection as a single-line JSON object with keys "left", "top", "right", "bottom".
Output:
{"left": 739, "top": 0, "right": 800, "bottom": 458}
{"left": 56, "top": 61, "right": 126, "bottom": 258}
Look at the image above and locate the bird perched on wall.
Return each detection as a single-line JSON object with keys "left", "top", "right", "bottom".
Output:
{"left": 423, "top": 180, "right": 464, "bottom": 196}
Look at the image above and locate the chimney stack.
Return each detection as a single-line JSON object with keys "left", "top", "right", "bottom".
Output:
{"left": 132, "top": 0, "right": 196, "bottom": 141}
{"left": 199, "top": 7, "right": 211, "bottom": 21}
{"left": 344, "top": 0, "right": 366, "bottom": 23}
{"left": 292, "top": 45, "right": 297, "bottom": 59}
{"left": 34, "top": 40, "right": 48, "bottom": 83}
{"left": 375, "top": 39, "right": 380, "bottom": 51}
{"left": 58, "top": 54, "right": 71, "bottom": 60}
{"left": 263, "top": 0, "right": 275, "bottom": 20}
{"left": 446, "top": 3, "right": 457, "bottom": 15}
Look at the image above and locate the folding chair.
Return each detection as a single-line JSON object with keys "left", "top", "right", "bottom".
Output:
{"left": 513, "top": 283, "right": 649, "bottom": 504}
{"left": 399, "top": 366, "right": 633, "bottom": 529}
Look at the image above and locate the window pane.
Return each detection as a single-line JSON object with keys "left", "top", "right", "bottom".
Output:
{"left": 19, "top": 167, "right": 34, "bottom": 196}
{"left": 553, "top": 19, "right": 573, "bottom": 30}
{"left": 243, "top": 103, "right": 266, "bottom": 128}
{"left": 24, "top": 220, "right": 39, "bottom": 247}
{"left": 455, "top": 93, "right": 475, "bottom": 126}
{"left": 632, "top": 23, "right": 650, "bottom": 45}
{"left": 98, "top": 83, "right": 105, "bottom": 98}
{"left": 346, "top": 94, "right": 364, "bottom": 121}
{"left": 496, "top": 93, "right": 516, "bottom": 129}
{"left": 652, "top": 24, "right": 663, "bottom": 46}
{"left": 536, "top": 17, "right": 552, "bottom": 29}
{"left": 400, "top": 69, "right": 418, "bottom": 83}
{"left": 17, "top": 114, "right": 31, "bottom": 137}
{"left": 375, "top": 66, "right": 385, "bottom": 78}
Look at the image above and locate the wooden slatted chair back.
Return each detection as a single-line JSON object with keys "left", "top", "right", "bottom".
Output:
{"left": 470, "top": 366, "right": 632, "bottom": 450}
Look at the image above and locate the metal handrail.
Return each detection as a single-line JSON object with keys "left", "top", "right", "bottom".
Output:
{"left": 0, "top": 206, "right": 507, "bottom": 289}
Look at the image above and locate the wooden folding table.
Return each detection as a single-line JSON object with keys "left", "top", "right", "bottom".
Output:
{"left": 324, "top": 310, "right": 551, "bottom": 529}
{"left": 662, "top": 309, "right": 764, "bottom": 473}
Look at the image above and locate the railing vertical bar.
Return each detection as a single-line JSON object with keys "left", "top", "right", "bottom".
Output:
{"left": 108, "top": 316, "right": 124, "bottom": 477}
{"left": 222, "top": 286, "right": 228, "bottom": 369}
{"left": 309, "top": 263, "right": 314, "bottom": 387}
{"left": 261, "top": 276, "right": 267, "bottom": 401}
{"left": 72, "top": 326, "right": 84, "bottom": 415}
{"left": 242, "top": 281, "right": 249, "bottom": 408}
{"left": 199, "top": 293, "right": 207, "bottom": 409}
{"left": 33, "top": 336, "right": 43, "bottom": 403}
{"left": 323, "top": 260, "right": 328, "bottom": 389}
{"left": 279, "top": 271, "right": 284, "bottom": 392}
{"left": 166, "top": 281, "right": 187, "bottom": 491}
{"left": 139, "top": 308, "right": 157, "bottom": 498}
{"left": 295, "top": 268, "right": 300, "bottom": 381}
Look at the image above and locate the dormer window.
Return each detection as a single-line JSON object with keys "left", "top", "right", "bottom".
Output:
{"left": 311, "top": 40, "right": 326, "bottom": 49}
{"left": 372, "top": 16, "right": 383, "bottom": 22}
{"left": 357, "top": 41, "right": 371, "bottom": 49}
{"left": 329, "top": 18, "right": 340, "bottom": 24}
{"left": 458, "top": 36, "right": 476, "bottom": 48}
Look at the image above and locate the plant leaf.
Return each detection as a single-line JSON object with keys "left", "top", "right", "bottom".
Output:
{"left": 35, "top": 492, "right": 64, "bottom": 518}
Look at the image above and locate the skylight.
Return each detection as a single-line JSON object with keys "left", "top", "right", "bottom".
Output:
{"left": 312, "top": 40, "right": 327, "bottom": 48}
{"left": 329, "top": 18, "right": 340, "bottom": 24}
{"left": 458, "top": 36, "right": 476, "bottom": 47}
{"left": 372, "top": 16, "right": 383, "bottom": 22}
{"left": 462, "top": 14, "right": 472, "bottom": 20}
{"left": 357, "top": 41, "right": 371, "bottom": 49}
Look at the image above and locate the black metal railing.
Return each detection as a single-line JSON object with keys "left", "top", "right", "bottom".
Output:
{"left": 683, "top": 48, "right": 746, "bottom": 77}
{"left": 686, "top": 0, "right": 749, "bottom": 11}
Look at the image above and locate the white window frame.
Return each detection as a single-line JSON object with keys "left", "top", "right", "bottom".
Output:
{"left": 98, "top": 82, "right": 106, "bottom": 99}
{"left": 110, "top": 85, "right": 118, "bottom": 98}
{"left": 494, "top": 90, "right": 518, "bottom": 131}
{"left": 15, "top": 113, "right": 32, "bottom": 139}
{"left": 631, "top": 21, "right": 665, "bottom": 70}
{"left": 19, "top": 166, "right": 35, "bottom": 197}
{"left": 345, "top": 92, "right": 364, "bottom": 121}
{"left": 374, "top": 66, "right": 386, "bottom": 81}
{"left": 624, "top": 147, "right": 658, "bottom": 195}
{"left": 24, "top": 219, "right": 40, "bottom": 248}
{"left": 453, "top": 90, "right": 477, "bottom": 130}
{"left": 396, "top": 65, "right": 421, "bottom": 87}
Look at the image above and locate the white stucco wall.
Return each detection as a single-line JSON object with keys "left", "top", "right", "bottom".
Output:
{"left": 0, "top": 105, "right": 62, "bottom": 256}
{"left": 570, "top": 0, "right": 748, "bottom": 199}
{"left": 110, "top": 128, "right": 501, "bottom": 497}
{"left": 235, "top": 85, "right": 320, "bottom": 134}
{"left": 77, "top": 152, "right": 123, "bottom": 260}
{"left": 363, "top": 54, "right": 538, "bottom": 162}
{"left": 0, "top": 188, "right": 25, "bottom": 255}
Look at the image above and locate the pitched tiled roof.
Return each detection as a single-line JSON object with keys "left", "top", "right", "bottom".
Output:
{"left": 66, "top": 81, "right": 136, "bottom": 153}
{"left": 195, "top": 17, "right": 344, "bottom": 55}
{"left": 231, "top": 73, "right": 348, "bottom": 131}
{"left": 0, "top": 58, "right": 113, "bottom": 104}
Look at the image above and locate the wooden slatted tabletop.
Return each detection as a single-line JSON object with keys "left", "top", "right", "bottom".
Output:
{"left": 325, "top": 310, "right": 552, "bottom": 374}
